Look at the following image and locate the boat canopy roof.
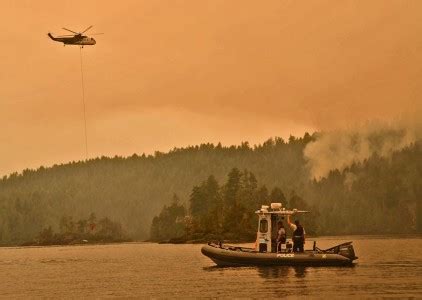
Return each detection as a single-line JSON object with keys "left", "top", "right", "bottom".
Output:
{"left": 255, "top": 203, "right": 309, "bottom": 215}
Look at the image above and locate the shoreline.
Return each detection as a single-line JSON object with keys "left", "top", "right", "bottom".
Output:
{"left": 148, "top": 232, "right": 422, "bottom": 245}
{"left": 0, "top": 238, "right": 133, "bottom": 249}
{"left": 1, "top": 233, "right": 421, "bottom": 248}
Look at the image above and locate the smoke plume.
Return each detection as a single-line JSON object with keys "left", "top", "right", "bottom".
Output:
{"left": 304, "top": 120, "right": 420, "bottom": 180}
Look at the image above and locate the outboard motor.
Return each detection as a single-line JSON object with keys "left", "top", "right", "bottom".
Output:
{"left": 324, "top": 242, "right": 357, "bottom": 261}
{"left": 338, "top": 243, "right": 357, "bottom": 260}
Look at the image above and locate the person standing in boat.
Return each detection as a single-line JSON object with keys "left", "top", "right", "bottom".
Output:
{"left": 287, "top": 216, "right": 305, "bottom": 252}
{"left": 276, "top": 221, "right": 286, "bottom": 252}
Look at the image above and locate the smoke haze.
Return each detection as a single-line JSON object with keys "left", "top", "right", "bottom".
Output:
{"left": 304, "top": 118, "right": 421, "bottom": 179}
{"left": 1, "top": 0, "right": 422, "bottom": 175}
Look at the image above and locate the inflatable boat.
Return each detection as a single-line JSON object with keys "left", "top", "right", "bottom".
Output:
{"left": 201, "top": 203, "right": 358, "bottom": 267}
{"left": 202, "top": 241, "right": 357, "bottom": 266}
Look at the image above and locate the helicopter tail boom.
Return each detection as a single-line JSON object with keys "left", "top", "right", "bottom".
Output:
{"left": 47, "top": 33, "right": 58, "bottom": 41}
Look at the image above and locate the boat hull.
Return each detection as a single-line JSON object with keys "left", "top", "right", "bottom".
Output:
{"left": 201, "top": 244, "right": 355, "bottom": 267}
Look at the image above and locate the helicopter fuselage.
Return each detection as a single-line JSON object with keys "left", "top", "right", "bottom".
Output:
{"left": 48, "top": 33, "right": 96, "bottom": 46}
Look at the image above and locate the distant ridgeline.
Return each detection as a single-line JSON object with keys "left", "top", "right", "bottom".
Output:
{"left": 0, "top": 133, "right": 420, "bottom": 246}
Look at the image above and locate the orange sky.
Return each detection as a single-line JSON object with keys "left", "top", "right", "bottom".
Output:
{"left": 1, "top": 0, "right": 421, "bottom": 176}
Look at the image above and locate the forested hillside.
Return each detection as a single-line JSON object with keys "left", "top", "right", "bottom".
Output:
{"left": 150, "top": 144, "right": 421, "bottom": 242}
{"left": 0, "top": 132, "right": 420, "bottom": 245}
{"left": 305, "top": 144, "right": 421, "bottom": 235}
{"left": 0, "top": 134, "right": 312, "bottom": 245}
{"left": 150, "top": 169, "right": 315, "bottom": 243}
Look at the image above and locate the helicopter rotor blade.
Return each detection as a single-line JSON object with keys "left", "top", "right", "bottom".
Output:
{"left": 57, "top": 35, "right": 76, "bottom": 37}
{"left": 62, "top": 27, "right": 79, "bottom": 34}
{"left": 81, "top": 25, "right": 93, "bottom": 34}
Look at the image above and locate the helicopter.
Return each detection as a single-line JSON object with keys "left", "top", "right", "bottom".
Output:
{"left": 47, "top": 25, "right": 103, "bottom": 47}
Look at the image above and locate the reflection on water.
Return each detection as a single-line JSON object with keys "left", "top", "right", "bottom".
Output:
{"left": 204, "top": 265, "right": 308, "bottom": 279}
{"left": 204, "top": 263, "right": 356, "bottom": 280}
{"left": 0, "top": 237, "right": 421, "bottom": 298}
{"left": 293, "top": 266, "right": 308, "bottom": 278}
{"left": 257, "top": 266, "right": 296, "bottom": 279}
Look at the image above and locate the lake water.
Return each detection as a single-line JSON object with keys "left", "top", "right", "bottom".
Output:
{"left": 1, "top": 236, "right": 421, "bottom": 298}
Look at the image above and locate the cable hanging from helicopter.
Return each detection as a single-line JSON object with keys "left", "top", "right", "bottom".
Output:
{"left": 47, "top": 26, "right": 103, "bottom": 161}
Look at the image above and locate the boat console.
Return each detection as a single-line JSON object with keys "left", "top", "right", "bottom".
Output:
{"left": 255, "top": 203, "right": 308, "bottom": 253}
